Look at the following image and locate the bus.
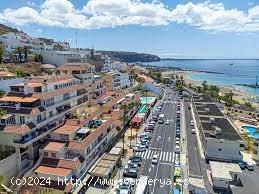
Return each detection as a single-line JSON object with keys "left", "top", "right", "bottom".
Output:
{"left": 135, "top": 176, "right": 149, "bottom": 194}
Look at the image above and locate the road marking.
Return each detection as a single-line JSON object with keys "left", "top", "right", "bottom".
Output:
{"left": 163, "top": 152, "right": 166, "bottom": 161}
{"left": 168, "top": 152, "right": 172, "bottom": 162}
{"left": 146, "top": 150, "right": 152, "bottom": 159}
{"left": 166, "top": 152, "right": 169, "bottom": 161}
{"left": 149, "top": 166, "right": 151, "bottom": 173}
{"left": 159, "top": 152, "right": 163, "bottom": 161}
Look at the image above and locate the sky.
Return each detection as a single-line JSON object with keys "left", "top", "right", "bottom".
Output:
{"left": 1, "top": 0, "right": 259, "bottom": 59}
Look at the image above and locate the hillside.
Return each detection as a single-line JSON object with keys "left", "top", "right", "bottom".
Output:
{"left": 0, "top": 23, "right": 21, "bottom": 35}
{"left": 98, "top": 50, "right": 160, "bottom": 63}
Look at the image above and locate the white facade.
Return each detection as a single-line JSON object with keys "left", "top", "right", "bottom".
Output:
{"left": 0, "top": 33, "right": 32, "bottom": 53}
{"left": 38, "top": 51, "right": 86, "bottom": 66}
{"left": 120, "top": 73, "right": 132, "bottom": 89}
{"left": 252, "top": 138, "right": 259, "bottom": 162}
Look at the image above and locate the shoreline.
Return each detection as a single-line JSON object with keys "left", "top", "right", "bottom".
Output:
{"left": 163, "top": 70, "right": 259, "bottom": 108}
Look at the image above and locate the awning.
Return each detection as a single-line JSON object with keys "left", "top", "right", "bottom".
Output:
{"left": 131, "top": 116, "right": 143, "bottom": 123}
{"left": 77, "top": 127, "right": 90, "bottom": 134}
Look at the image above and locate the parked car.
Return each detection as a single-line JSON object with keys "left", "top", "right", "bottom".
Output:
{"left": 129, "top": 155, "right": 142, "bottom": 162}
{"left": 175, "top": 145, "right": 180, "bottom": 154}
{"left": 245, "top": 163, "right": 255, "bottom": 171}
{"left": 165, "top": 119, "right": 170, "bottom": 125}
{"left": 191, "top": 120, "right": 194, "bottom": 126}
{"left": 191, "top": 129, "right": 196, "bottom": 134}
{"left": 176, "top": 131, "right": 180, "bottom": 138}
{"left": 123, "top": 168, "right": 138, "bottom": 178}
{"left": 239, "top": 162, "right": 246, "bottom": 170}
{"left": 152, "top": 155, "right": 158, "bottom": 164}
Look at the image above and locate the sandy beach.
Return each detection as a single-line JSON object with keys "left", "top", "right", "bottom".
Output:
{"left": 163, "top": 70, "right": 259, "bottom": 108}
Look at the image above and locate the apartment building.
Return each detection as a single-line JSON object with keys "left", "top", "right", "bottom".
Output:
{"left": 0, "top": 75, "right": 90, "bottom": 182}
{"left": 225, "top": 104, "right": 259, "bottom": 123}
{"left": 0, "top": 33, "right": 70, "bottom": 54}
{"left": 252, "top": 137, "right": 259, "bottom": 162}
{"left": 192, "top": 94, "right": 244, "bottom": 162}
{"left": 30, "top": 113, "right": 117, "bottom": 193}
{"left": 104, "top": 71, "right": 133, "bottom": 91}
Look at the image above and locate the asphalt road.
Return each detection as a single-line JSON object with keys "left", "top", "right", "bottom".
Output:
{"left": 138, "top": 87, "right": 177, "bottom": 194}
{"left": 184, "top": 102, "right": 202, "bottom": 177}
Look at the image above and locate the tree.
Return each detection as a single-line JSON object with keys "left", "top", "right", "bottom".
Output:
{"left": 202, "top": 80, "right": 208, "bottom": 92}
{"left": 0, "top": 108, "right": 6, "bottom": 118}
{"left": 0, "top": 45, "right": 5, "bottom": 64}
{"left": 23, "top": 46, "right": 29, "bottom": 62}
{"left": 0, "top": 90, "right": 5, "bottom": 98}
{"left": 244, "top": 102, "right": 255, "bottom": 110}
{"left": 15, "top": 46, "right": 23, "bottom": 63}
{"left": 208, "top": 85, "right": 220, "bottom": 100}
{"left": 34, "top": 54, "right": 43, "bottom": 63}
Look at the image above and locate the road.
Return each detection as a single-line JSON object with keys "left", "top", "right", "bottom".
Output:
{"left": 136, "top": 87, "right": 177, "bottom": 194}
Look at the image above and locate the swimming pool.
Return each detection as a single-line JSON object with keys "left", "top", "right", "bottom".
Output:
{"left": 140, "top": 97, "right": 156, "bottom": 105}
{"left": 241, "top": 125, "right": 259, "bottom": 139}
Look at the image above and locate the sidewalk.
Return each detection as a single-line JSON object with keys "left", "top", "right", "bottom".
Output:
{"left": 180, "top": 99, "right": 189, "bottom": 194}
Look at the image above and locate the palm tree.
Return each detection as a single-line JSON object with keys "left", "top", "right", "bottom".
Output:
{"left": 202, "top": 80, "right": 208, "bottom": 92}
{"left": 23, "top": 46, "right": 28, "bottom": 62}
{"left": 0, "top": 45, "right": 5, "bottom": 64}
{"left": 15, "top": 46, "right": 23, "bottom": 63}
{"left": 0, "top": 109, "right": 6, "bottom": 118}
{"left": 120, "top": 104, "right": 129, "bottom": 155}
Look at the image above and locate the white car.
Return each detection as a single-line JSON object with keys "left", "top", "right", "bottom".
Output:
{"left": 191, "top": 120, "right": 194, "bottom": 126}
{"left": 152, "top": 155, "right": 158, "bottom": 164}
{"left": 175, "top": 139, "right": 180, "bottom": 145}
{"left": 175, "top": 145, "right": 180, "bottom": 154}
{"left": 191, "top": 128, "right": 196, "bottom": 134}
{"left": 165, "top": 119, "right": 170, "bottom": 125}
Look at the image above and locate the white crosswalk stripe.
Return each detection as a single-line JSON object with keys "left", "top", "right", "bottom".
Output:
{"left": 136, "top": 150, "right": 174, "bottom": 162}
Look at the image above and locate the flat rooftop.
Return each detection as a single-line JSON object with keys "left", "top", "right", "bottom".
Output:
{"left": 193, "top": 94, "right": 213, "bottom": 103}
{"left": 210, "top": 161, "right": 242, "bottom": 181}
{"left": 201, "top": 117, "right": 241, "bottom": 141}
{"left": 195, "top": 103, "right": 224, "bottom": 117}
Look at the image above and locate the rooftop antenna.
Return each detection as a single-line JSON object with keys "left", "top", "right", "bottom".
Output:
{"left": 75, "top": 31, "right": 78, "bottom": 51}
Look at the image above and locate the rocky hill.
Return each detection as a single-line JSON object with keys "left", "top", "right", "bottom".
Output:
{"left": 98, "top": 50, "right": 160, "bottom": 63}
{"left": 0, "top": 23, "right": 21, "bottom": 35}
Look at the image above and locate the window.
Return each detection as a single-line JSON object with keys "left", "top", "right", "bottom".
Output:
{"left": 51, "top": 153, "right": 56, "bottom": 158}
{"left": 19, "top": 116, "right": 25, "bottom": 124}
{"left": 44, "top": 152, "right": 48, "bottom": 157}
{"left": 46, "top": 97, "right": 54, "bottom": 107}
{"left": 49, "top": 111, "right": 53, "bottom": 117}
{"left": 37, "top": 115, "right": 42, "bottom": 122}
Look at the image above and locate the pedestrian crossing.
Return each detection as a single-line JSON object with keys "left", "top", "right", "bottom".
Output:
{"left": 135, "top": 149, "right": 174, "bottom": 163}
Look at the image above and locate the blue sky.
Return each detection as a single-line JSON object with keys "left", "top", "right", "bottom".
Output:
{"left": 1, "top": 0, "right": 259, "bottom": 58}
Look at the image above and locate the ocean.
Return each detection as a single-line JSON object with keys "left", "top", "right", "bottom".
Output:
{"left": 145, "top": 59, "right": 259, "bottom": 95}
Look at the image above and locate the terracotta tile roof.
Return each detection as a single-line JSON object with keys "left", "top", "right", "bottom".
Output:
{"left": 25, "top": 75, "right": 76, "bottom": 84}
{"left": 43, "top": 142, "right": 65, "bottom": 152}
{"left": 68, "top": 118, "right": 114, "bottom": 150}
{"left": 0, "top": 123, "right": 35, "bottom": 135}
{"left": 52, "top": 121, "right": 80, "bottom": 135}
{"left": 58, "top": 63, "right": 94, "bottom": 71}
{"left": 32, "top": 83, "right": 88, "bottom": 100}
{"left": 0, "top": 96, "right": 39, "bottom": 103}
{"left": 34, "top": 166, "right": 71, "bottom": 177}
{"left": 41, "top": 157, "right": 85, "bottom": 170}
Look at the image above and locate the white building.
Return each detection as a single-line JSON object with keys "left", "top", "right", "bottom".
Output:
{"left": 38, "top": 50, "right": 87, "bottom": 66}
{"left": 104, "top": 71, "right": 133, "bottom": 91}
{"left": 0, "top": 33, "right": 32, "bottom": 53}
{"left": 0, "top": 75, "right": 90, "bottom": 183}
{"left": 252, "top": 137, "right": 259, "bottom": 162}
{"left": 192, "top": 94, "right": 244, "bottom": 162}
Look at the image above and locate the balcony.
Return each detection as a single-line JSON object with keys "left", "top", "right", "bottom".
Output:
{"left": 13, "top": 118, "right": 64, "bottom": 146}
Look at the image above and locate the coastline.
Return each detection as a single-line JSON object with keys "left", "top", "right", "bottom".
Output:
{"left": 163, "top": 70, "right": 259, "bottom": 108}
